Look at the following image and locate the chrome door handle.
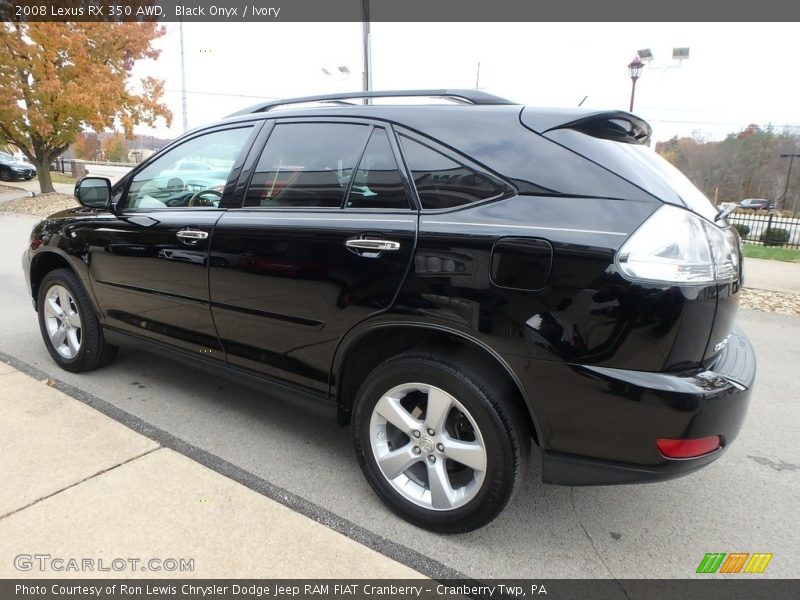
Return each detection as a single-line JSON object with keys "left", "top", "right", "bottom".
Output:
{"left": 345, "top": 238, "right": 400, "bottom": 251}
{"left": 176, "top": 229, "right": 209, "bottom": 242}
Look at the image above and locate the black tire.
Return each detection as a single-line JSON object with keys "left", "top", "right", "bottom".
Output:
{"left": 37, "top": 268, "right": 117, "bottom": 372}
{"left": 0, "top": 168, "right": 11, "bottom": 182}
{"left": 353, "top": 350, "right": 530, "bottom": 533}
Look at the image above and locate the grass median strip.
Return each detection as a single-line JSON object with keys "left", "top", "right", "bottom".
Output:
{"left": 742, "top": 245, "right": 800, "bottom": 262}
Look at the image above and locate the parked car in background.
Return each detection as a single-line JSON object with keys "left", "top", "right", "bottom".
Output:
{"left": 22, "top": 90, "right": 756, "bottom": 533}
{"left": 0, "top": 151, "right": 37, "bottom": 181}
{"left": 738, "top": 198, "right": 773, "bottom": 210}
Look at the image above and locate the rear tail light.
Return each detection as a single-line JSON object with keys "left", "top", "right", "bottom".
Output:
{"left": 656, "top": 435, "right": 722, "bottom": 458}
{"left": 617, "top": 205, "right": 739, "bottom": 285}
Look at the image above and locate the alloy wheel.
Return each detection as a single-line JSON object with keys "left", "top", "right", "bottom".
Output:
{"left": 43, "top": 284, "right": 82, "bottom": 359}
{"left": 368, "top": 383, "right": 487, "bottom": 511}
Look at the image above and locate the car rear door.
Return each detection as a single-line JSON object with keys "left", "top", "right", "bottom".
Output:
{"left": 87, "top": 124, "right": 260, "bottom": 360}
{"left": 208, "top": 119, "right": 418, "bottom": 394}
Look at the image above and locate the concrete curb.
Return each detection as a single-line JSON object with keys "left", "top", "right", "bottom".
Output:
{"left": 0, "top": 352, "right": 457, "bottom": 579}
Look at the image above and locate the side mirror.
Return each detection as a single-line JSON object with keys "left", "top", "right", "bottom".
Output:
{"left": 74, "top": 176, "right": 112, "bottom": 209}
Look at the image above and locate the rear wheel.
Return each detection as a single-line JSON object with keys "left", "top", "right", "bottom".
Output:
{"left": 0, "top": 168, "right": 11, "bottom": 182}
{"left": 37, "top": 269, "right": 117, "bottom": 372}
{"left": 353, "top": 351, "right": 529, "bottom": 533}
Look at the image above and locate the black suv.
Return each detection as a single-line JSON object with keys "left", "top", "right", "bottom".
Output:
{"left": 22, "top": 90, "right": 755, "bottom": 533}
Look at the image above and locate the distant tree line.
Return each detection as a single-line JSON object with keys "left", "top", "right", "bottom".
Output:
{"left": 71, "top": 131, "right": 171, "bottom": 163}
{"left": 656, "top": 125, "right": 800, "bottom": 210}
{"left": 73, "top": 132, "right": 128, "bottom": 163}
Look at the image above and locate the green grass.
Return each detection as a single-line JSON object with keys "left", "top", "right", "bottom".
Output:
{"left": 742, "top": 244, "right": 800, "bottom": 262}
{"left": 46, "top": 172, "right": 76, "bottom": 184}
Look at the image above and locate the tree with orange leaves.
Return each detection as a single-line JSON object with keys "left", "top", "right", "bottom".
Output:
{"left": 0, "top": 22, "right": 172, "bottom": 193}
{"left": 72, "top": 132, "right": 101, "bottom": 161}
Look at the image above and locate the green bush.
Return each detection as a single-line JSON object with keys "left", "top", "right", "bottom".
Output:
{"left": 732, "top": 223, "right": 750, "bottom": 238}
{"left": 760, "top": 227, "right": 791, "bottom": 246}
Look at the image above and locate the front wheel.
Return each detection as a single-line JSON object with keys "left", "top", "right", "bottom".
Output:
{"left": 37, "top": 269, "right": 117, "bottom": 372}
{"left": 353, "top": 351, "right": 529, "bottom": 533}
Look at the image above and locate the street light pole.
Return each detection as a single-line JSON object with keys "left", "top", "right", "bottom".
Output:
{"left": 179, "top": 20, "right": 188, "bottom": 132}
{"left": 781, "top": 153, "right": 800, "bottom": 215}
{"left": 627, "top": 56, "right": 644, "bottom": 112}
{"left": 362, "top": 0, "right": 371, "bottom": 103}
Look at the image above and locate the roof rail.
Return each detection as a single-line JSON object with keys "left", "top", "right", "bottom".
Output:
{"left": 226, "top": 89, "right": 517, "bottom": 117}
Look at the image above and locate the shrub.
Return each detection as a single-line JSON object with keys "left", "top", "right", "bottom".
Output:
{"left": 732, "top": 223, "right": 750, "bottom": 238}
{"left": 760, "top": 227, "right": 791, "bottom": 246}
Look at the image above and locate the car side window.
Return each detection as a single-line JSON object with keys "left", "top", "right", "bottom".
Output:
{"left": 399, "top": 135, "right": 504, "bottom": 209}
{"left": 346, "top": 128, "right": 410, "bottom": 210}
{"left": 244, "top": 123, "right": 370, "bottom": 208}
{"left": 121, "top": 127, "right": 253, "bottom": 210}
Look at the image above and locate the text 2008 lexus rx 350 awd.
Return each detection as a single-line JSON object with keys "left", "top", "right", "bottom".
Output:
{"left": 22, "top": 90, "right": 755, "bottom": 532}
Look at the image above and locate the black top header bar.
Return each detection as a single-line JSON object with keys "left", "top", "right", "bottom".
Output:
{"left": 2, "top": 0, "right": 800, "bottom": 22}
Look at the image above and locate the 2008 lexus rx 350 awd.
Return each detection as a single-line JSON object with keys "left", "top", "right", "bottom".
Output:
{"left": 22, "top": 90, "right": 755, "bottom": 533}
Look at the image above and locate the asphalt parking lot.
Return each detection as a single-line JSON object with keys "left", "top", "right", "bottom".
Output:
{"left": 1, "top": 212, "right": 798, "bottom": 579}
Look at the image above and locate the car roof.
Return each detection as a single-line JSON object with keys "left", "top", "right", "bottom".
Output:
{"left": 213, "top": 103, "right": 647, "bottom": 140}
{"left": 204, "top": 89, "right": 644, "bottom": 138}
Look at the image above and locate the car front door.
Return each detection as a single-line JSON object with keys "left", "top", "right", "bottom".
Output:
{"left": 209, "top": 120, "right": 418, "bottom": 393}
{"left": 86, "top": 124, "right": 259, "bottom": 360}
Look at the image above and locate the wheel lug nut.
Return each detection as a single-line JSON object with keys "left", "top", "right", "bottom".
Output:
{"left": 436, "top": 443, "right": 444, "bottom": 452}
{"left": 412, "top": 430, "right": 421, "bottom": 438}
{"left": 413, "top": 446, "right": 421, "bottom": 455}
{"left": 427, "top": 455, "right": 436, "bottom": 464}
{"left": 427, "top": 428, "right": 435, "bottom": 436}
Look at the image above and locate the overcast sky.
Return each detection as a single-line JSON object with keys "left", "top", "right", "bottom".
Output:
{"left": 130, "top": 22, "right": 800, "bottom": 144}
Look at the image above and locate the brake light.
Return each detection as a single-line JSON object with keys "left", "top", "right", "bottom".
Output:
{"left": 617, "top": 205, "right": 739, "bottom": 285}
{"left": 656, "top": 435, "right": 722, "bottom": 458}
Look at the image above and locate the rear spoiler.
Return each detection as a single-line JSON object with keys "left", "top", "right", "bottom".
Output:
{"left": 521, "top": 108, "right": 652, "bottom": 145}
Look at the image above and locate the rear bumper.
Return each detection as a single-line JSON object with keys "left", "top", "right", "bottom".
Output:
{"left": 540, "top": 326, "right": 755, "bottom": 485}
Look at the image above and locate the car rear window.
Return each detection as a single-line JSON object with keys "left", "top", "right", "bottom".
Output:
{"left": 399, "top": 135, "right": 504, "bottom": 210}
{"left": 543, "top": 127, "right": 718, "bottom": 221}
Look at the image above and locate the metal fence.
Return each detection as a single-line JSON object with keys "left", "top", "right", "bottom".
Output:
{"left": 52, "top": 157, "right": 69, "bottom": 173}
{"left": 727, "top": 211, "right": 800, "bottom": 248}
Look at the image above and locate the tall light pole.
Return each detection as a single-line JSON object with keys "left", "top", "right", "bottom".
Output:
{"left": 362, "top": 0, "right": 371, "bottom": 103}
{"left": 627, "top": 56, "right": 644, "bottom": 112}
{"left": 179, "top": 21, "right": 188, "bottom": 132}
{"left": 781, "top": 153, "right": 800, "bottom": 215}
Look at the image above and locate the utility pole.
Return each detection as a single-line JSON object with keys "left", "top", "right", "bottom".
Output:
{"left": 179, "top": 21, "right": 188, "bottom": 132}
{"left": 362, "top": 0, "right": 371, "bottom": 103}
{"left": 780, "top": 153, "right": 800, "bottom": 215}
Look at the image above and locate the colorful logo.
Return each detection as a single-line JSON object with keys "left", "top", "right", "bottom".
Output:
{"left": 696, "top": 552, "right": 773, "bottom": 574}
